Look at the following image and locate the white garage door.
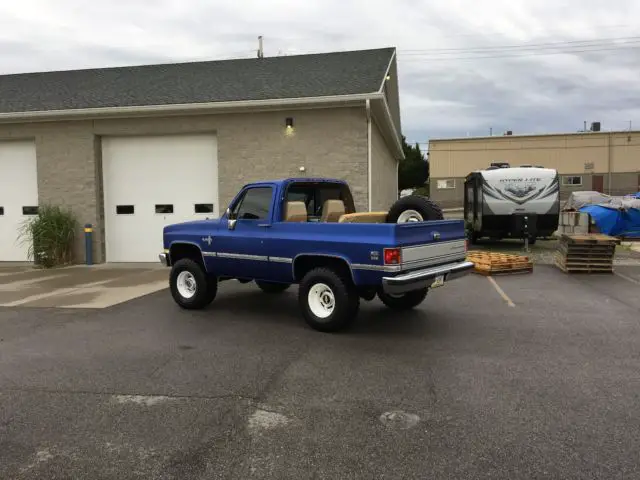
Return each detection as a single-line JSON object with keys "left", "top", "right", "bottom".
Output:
{"left": 102, "top": 134, "right": 219, "bottom": 262}
{"left": 0, "top": 141, "right": 39, "bottom": 262}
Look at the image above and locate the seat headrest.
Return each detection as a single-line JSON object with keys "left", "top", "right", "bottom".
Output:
{"left": 321, "top": 199, "right": 345, "bottom": 222}
{"left": 284, "top": 201, "right": 308, "bottom": 222}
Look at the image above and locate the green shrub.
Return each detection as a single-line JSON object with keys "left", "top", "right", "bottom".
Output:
{"left": 18, "top": 205, "right": 78, "bottom": 268}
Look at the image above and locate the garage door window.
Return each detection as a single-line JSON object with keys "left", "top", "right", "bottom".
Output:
{"left": 22, "top": 206, "right": 38, "bottom": 215}
{"left": 232, "top": 187, "right": 273, "bottom": 221}
{"left": 116, "top": 205, "right": 135, "bottom": 215}
{"left": 195, "top": 203, "right": 214, "bottom": 214}
{"left": 155, "top": 204, "right": 174, "bottom": 214}
{"left": 0, "top": 207, "right": 4, "bottom": 215}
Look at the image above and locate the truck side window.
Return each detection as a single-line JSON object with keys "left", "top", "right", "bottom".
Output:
{"left": 234, "top": 187, "right": 273, "bottom": 220}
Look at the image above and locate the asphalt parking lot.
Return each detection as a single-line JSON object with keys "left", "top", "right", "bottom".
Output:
{"left": 1, "top": 265, "right": 639, "bottom": 479}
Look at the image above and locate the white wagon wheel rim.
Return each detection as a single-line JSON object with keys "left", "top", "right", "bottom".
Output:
{"left": 396, "top": 209, "right": 424, "bottom": 223}
{"left": 308, "top": 283, "right": 335, "bottom": 319}
{"left": 177, "top": 271, "right": 197, "bottom": 299}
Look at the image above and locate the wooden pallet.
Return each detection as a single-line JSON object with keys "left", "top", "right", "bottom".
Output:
{"left": 554, "top": 260, "right": 613, "bottom": 274}
{"left": 466, "top": 251, "right": 533, "bottom": 276}
{"left": 555, "top": 233, "right": 617, "bottom": 274}
{"left": 559, "top": 233, "right": 620, "bottom": 246}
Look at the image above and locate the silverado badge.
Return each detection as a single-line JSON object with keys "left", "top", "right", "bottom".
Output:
{"left": 202, "top": 236, "right": 213, "bottom": 246}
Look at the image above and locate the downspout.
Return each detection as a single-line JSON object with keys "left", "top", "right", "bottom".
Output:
{"left": 607, "top": 131, "right": 612, "bottom": 195}
{"left": 366, "top": 99, "right": 372, "bottom": 211}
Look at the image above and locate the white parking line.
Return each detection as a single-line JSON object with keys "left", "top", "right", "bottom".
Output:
{"left": 487, "top": 276, "right": 516, "bottom": 308}
{"left": 615, "top": 272, "right": 640, "bottom": 285}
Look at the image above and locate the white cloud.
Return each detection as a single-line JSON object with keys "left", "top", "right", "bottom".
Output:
{"left": 1, "top": 0, "right": 639, "bottom": 144}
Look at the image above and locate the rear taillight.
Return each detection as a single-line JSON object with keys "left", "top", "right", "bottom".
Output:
{"left": 384, "top": 248, "right": 402, "bottom": 265}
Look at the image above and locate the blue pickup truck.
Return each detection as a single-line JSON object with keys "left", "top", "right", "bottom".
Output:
{"left": 160, "top": 178, "right": 473, "bottom": 332}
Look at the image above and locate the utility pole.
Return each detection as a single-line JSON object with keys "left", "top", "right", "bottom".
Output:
{"left": 489, "top": 127, "right": 493, "bottom": 136}
{"left": 257, "top": 36, "right": 264, "bottom": 59}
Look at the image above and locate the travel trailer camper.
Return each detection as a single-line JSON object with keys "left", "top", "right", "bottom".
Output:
{"left": 464, "top": 166, "right": 560, "bottom": 244}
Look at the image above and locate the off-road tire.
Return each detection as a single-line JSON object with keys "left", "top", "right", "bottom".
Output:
{"left": 256, "top": 281, "right": 291, "bottom": 294}
{"left": 378, "top": 288, "right": 428, "bottom": 310}
{"left": 169, "top": 258, "right": 217, "bottom": 309}
{"left": 298, "top": 267, "right": 360, "bottom": 332}
{"left": 386, "top": 195, "right": 444, "bottom": 223}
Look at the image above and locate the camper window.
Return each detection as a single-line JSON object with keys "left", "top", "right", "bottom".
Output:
{"left": 562, "top": 176, "right": 582, "bottom": 186}
{"left": 437, "top": 179, "right": 456, "bottom": 189}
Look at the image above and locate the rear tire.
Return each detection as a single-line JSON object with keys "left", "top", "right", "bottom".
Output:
{"left": 256, "top": 281, "right": 291, "bottom": 294}
{"left": 298, "top": 267, "right": 359, "bottom": 332}
{"left": 169, "top": 258, "right": 217, "bottom": 310}
{"left": 386, "top": 195, "right": 444, "bottom": 223}
{"left": 378, "top": 288, "right": 428, "bottom": 310}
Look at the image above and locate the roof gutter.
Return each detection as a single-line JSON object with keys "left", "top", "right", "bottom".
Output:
{"left": 0, "top": 92, "right": 379, "bottom": 123}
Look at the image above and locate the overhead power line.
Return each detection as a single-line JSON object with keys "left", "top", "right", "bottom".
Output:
{"left": 398, "top": 44, "right": 640, "bottom": 61}
{"left": 398, "top": 35, "right": 640, "bottom": 54}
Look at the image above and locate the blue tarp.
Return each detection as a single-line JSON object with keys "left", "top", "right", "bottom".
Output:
{"left": 579, "top": 205, "right": 640, "bottom": 238}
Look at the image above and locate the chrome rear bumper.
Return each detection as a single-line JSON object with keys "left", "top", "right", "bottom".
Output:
{"left": 159, "top": 252, "right": 169, "bottom": 266}
{"left": 382, "top": 261, "right": 474, "bottom": 295}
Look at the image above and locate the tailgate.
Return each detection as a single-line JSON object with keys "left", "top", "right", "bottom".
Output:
{"left": 394, "top": 220, "right": 467, "bottom": 270}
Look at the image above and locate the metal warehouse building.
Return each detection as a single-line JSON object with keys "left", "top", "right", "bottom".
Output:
{"left": 429, "top": 130, "right": 640, "bottom": 208}
{"left": 0, "top": 47, "right": 402, "bottom": 263}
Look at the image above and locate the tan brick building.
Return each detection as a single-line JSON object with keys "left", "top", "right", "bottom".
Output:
{"left": 429, "top": 131, "right": 640, "bottom": 208}
{"left": 0, "top": 48, "right": 402, "bottom": 263}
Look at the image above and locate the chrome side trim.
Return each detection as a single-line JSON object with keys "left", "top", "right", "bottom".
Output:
{"left": 202, "top": 251, "right": 216, "bottom": 257}
{"left": 382, "top": 261, "right": 474, "bottom": 295}
{"left": 351, "top": 263, "right": 401, "bottom": 272}
{"left": 269, "top": 256, "right": 293, "bottom": 264}
{"left": 216, "top": 252, "right": 268, "bottom": 261}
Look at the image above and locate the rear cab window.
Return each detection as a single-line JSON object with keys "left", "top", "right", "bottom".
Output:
{"left": 284, "top": 182, "right": 356, "bottom": 222}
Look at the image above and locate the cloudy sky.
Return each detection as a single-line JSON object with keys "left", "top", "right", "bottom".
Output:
{"left": 1, "top": 0, "right": 639, "bottom": 148}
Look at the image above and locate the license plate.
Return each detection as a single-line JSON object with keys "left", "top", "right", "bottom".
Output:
{"left": 431, "top": 275, "right": 445, "bottom": 288}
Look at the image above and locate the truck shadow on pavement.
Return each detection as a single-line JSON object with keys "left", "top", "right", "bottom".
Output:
{"left": 172, "top": 287, "right": 445, "bottom": 337}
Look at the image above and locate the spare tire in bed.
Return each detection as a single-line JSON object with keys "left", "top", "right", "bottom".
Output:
{"left": 386, "top": 195, "right": 444, "bottom": 223}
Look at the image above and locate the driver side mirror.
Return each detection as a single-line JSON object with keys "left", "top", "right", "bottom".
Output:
{"left": 226, "top": 207, "right": 237, "bottom": 230}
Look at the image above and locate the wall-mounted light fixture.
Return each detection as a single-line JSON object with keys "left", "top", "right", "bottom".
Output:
{"left": 299, "top": 166, "right": 306, "bottom": 172}
{"left": 285, "top": 117, "right": 294, "bottom": 129}
{"left": 386, "top": 75, "right": 391, "bottom": 81}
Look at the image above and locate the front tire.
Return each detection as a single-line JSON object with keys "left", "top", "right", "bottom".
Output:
{"left": 378, "top": 288, "right": 428, "bottom": 310}
{"left": 298, "top": 267, "right": 359, "bottom": 332}
{"left": 256, "top": 281, "right": 291, "bottom": 294}
{"left": 169, "top": 258, "right": 217, "bottom": 310}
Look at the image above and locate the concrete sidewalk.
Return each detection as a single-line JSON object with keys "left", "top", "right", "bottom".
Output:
{"left": 0, "top": 264, "right": 167, "bottom": 308}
